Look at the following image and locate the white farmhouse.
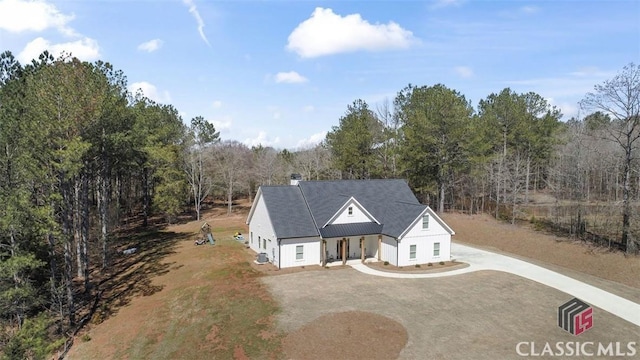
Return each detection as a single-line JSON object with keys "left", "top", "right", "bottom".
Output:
{"left": 246, "top": 178, "right": 454, "bottom": 269}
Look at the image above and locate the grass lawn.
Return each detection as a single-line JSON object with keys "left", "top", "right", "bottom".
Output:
{"left": 67, "top": 205, "right": 283, "bottom": 359}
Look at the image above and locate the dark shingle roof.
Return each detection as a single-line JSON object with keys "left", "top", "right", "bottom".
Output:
{"left": 319, "top": 223, "right": 383, "bottom": 238}
{"left": 260, "top": 186, "right": 318, "bottom": 239}
{"left": 298, "top": 179, "right": 427, "bottom": 238}
{"left": 256, "top": 179, "right": 429, "bottom": 240}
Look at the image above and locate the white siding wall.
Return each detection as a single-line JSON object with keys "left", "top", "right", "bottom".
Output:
{"left": 401, "top": 212, "right": 450, "bottom": 238}
{"left": 324, "top": 238, "right": 339, "bottom": 262}
{"left": 397, "top": 234, "right": 450, "bottom": 266}
{"left": 348, "top": 237, "right": 360, "bottom": 258}
{"left": 280, "top": 237, "right": 321, "bottom": 268}
{"left": 379, "top": 236, "right": 397, "bottom": 266}
{"left": 364, "top": 235, "right": 378, "bottom": 258}
{"left": 431, "top": 236, "right": 451, "bottom": 263}
{"left": 247, "top": 194, "right": 278, "bottom": 265}
{"left": 396, "top": 210, "right": 452, "bottom": 266}
{"left": 330, "top": 201, "right": 374, "bottom": 225}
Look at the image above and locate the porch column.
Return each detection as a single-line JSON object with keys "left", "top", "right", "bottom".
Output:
{"left": 341, "top": 238, "right": 347, "bottom": 265}
{"left": 360, "top": 237, "right": 365, "bottom": 263}
{"left": 321, "top": 240, "right": 326, "bottom": 266}
{"left": 377, "top": 235, "right": 382, "bottom": 261}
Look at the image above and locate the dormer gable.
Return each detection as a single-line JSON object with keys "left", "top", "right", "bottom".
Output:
{"left": 323, "top": 197, "right": 380, "bottom": 227}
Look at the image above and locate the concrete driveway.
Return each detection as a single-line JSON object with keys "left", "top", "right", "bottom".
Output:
{"left": 351, "top": 242, "right": 640, "bottom": 327}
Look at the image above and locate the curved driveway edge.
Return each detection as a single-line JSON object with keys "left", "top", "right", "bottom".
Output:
{"left": 350, "top": 242, "right": 640, "bottom": 327}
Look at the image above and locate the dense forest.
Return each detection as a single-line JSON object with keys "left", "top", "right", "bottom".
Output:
{"left": 0, "top": 49, "right": 637, "bottom": 358}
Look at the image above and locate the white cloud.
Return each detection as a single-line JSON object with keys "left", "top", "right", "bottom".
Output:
{"left": 303, "top": 105, "right": 315, "bottom": 112}
{"left": 137, "top": 39, "right": 163, "bottom": 52}
{"left": 244, "top": 131, "right": 280, "bottom": 147}
{"left": 275, "top": 71, "right": 308, "bottom": 84}
{"left": 128, "top": 81, "right": 172, "bottom": 103}
{"left": 0, "top": 0, "right": 76, "bottom": 35}
{"left": 5, "top": 0, "right": 102, "bottom": 64}
{"left": 211, "top": 116, "right": 232, "bottom": 131}
{"left": 296, "top": 131, "right": 327, "bottom": 149}
{"left": 182, "top": 0, "right": 210, "bottom": 46}
{"left": 454, "top": 66, "right": 474, "bottom": 78}
{"left": 212, "top": 100, "right": 222, "bottom": 109}
{"left": 286, "top": 7, "right": 417, "bottom": 58}
{"left": 546, "top": 97, "right": 578, "bottom": 120}
{"left": 17, "top": 37, "right": 100, "bottom": 63}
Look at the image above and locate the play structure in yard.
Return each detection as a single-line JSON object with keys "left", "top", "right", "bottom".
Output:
{"left": 195, "top": 222, "right": 215, "bottom": 245}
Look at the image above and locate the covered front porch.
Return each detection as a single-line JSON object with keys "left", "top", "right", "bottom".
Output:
{"left": 321, "top": 234, "right": 382, "bottom": 266}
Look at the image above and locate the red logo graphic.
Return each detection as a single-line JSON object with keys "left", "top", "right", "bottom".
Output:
{"left": 558, "top": 298, "right": 593, "bottom": 335}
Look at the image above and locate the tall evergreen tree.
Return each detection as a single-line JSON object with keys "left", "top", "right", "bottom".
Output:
{"left": 396, "top": 84, "right": 473, "bottom": 212}
{"left": 325, "top": 99, "right": 386, "bottom": 179}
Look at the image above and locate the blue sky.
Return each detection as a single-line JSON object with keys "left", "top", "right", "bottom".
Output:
{"left": 1, "top": 0, "right": 639, "bottom": 149}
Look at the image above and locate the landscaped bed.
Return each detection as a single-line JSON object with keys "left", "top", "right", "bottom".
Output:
{"left": 365, "top": 259, "right": 468, "bottom": 273}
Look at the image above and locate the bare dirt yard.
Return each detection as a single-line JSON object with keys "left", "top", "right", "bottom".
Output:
{"left": 65, "top": 204, "right": 640, "bottom": 359}
{"left": 264, "top": 269, "right": 639, "bottom": 359}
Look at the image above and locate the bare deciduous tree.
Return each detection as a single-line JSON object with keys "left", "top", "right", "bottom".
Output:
{"left": 581, "top": 63, "right": 640, "bottom": 254}
{"left": 210, "top": 141, "right": 250, "bottom": 215}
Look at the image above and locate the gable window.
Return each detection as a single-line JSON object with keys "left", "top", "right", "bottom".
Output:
{"left": 434, "top": 242, "right": 440, "bottom": 257}
{"left": 410, "top": 244, "right": 417, "bottom": 260}
{"left": 348, "top": 206, "right": 353, "bottom": 216}
{"left": 422, "top": 214, "right": 430, "bottom": 229}
{"left": 296, "top": 245, "right": 304, "bottom": 260}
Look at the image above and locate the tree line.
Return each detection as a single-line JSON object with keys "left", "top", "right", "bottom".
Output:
{"left": 0, "top": 50, "right": 337, "bottom": 358}
{"left": 0, "top": 48, "right": 637, "bottom": 358}
{"left": 324, "top": 64, "right": 639, "bottom": 256}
